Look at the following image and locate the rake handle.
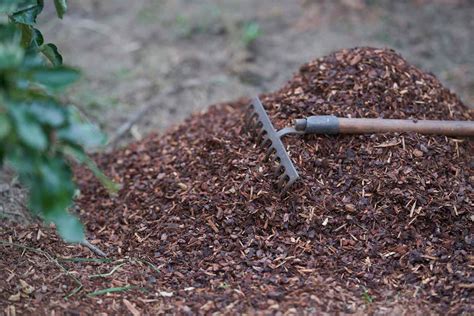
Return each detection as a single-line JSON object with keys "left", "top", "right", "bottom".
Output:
{"left": 295, "top": 116, "right": 474, "bottom": 137}
{"left": 339, "top": 118, "right": 474, "bottom": 136}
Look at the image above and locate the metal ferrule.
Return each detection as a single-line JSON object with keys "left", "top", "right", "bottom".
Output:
{"left": 294, "top": 115, "right": 340, "bottom": 135}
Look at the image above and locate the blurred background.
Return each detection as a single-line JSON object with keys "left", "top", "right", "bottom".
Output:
{"left": 38, "top": 0, "right": 473, "bottom": 144}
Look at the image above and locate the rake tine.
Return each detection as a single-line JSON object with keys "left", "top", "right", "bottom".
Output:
{"left": 244, "top": 97, "right": 300, "bottom": 193}
{"left": 243, "top": 104, "right": 252, "bottom": 123}
{"left": 261, "top": 136, "right": 271, "bottom": 149}
{"left": 270, "top": 153, "right": 280, "bottom": 164}
{"left": 264, "top": 144, "right": 275, "bottom": 162}
{"left": 244, "top": 107, "right": 257, "bottom": 130}
{"left": 256, "top": 128, "right": 267, "bottom": 145}
{"left": 277, "top": 173, "right": 289, "bottom": 190}
{"left": 280, "top": 178, "right": 292, "bottom": 194}
{"left": 244, "top": 114, "right": 256, "bottom": 131}
{"left": 273, "top": 164, "right": 284, "bottom": 177}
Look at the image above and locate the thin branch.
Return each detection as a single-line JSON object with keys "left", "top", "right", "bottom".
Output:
{"left": 88, "top": 262, "right": 126, "bottom": 279}
{"left": 81, "top": 239, "right": 107, "bottom": 257}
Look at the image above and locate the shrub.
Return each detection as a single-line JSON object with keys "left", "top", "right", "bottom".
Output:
{"left": 0, "top": 0, "right": 118, "bottom": 242}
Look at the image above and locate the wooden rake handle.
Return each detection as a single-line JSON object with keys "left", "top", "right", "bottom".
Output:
{"left": 294, "top": 116, "right": 474, "bottom": 137}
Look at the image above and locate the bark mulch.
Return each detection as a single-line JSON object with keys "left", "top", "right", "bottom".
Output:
{"left": 1, "top": 47, "right": 473, "bottom": 315}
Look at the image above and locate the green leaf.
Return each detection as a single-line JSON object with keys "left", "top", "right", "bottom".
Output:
{"left": 40, "top": 43, "right": 62, "bottom": 66}
{"left": 30, "top": 27, "right": 43, "bottom": 47}
{"left": 17, "top": 117, "right": 47, "bottom": 150}
{"left": 54, "top": 0, "right": 67, "bottom": 19}
{"left": 0, "top": 23, "right": 17, "bottom": 41}
{"left": 0, "top": 0, "right": 37, "bottom": 14}
{"left": 58, "top": 106, "right": 105, "bottom": 147}
{"left": 0, "top": 42, "right": 24, "bottom": 69}
{"left": 46, "top": 211, "right": 84, "bottom": 243}
{"left": 11, "top": 25, "right": 43, "bottom": 48}
{"left": 28, "top": 99, "right": 66, "bottom": 126}
{"left": 29, "top": 157, "right": 74, "bottom": 210}
{"left": 63, "top": 145, "right": 121, "bottom": 194}
{"left": 21, "top": 47, "right": 44, "bottom": 67}
{"left": 19, "top": 24, "right": 32, "bottom": 47}
{"left": 0, "top": 113, "right": 11, "bottom": 138}
{"left": 0, "top": 24, "right": 24, "bottom": 69}
{"left": 0, "top": 1, "right": 18, "bottom": 14}
{"left": 4, "top": 145, "right": 37, "bottom": 175}
{"left": 10, "top": 105, "right": 47, "bottom": 150}
{"left": 0, "top": 146, "right": 4, "bottom": 167}
{"left": 25, "top": 156, "right": 84, "bottom": 243}
{"left": 242, "top": 22, "right": 262, "bottom": 46}
{"left": 0, "top": 0, "right": 38, "bottom": 14}
{"left": 29, "top": 66, "right": 80, "bottom": 91}
{"left": 10, "top": 3, "right": 43, "bottom": 25}
{"left": 57, "top": 123, "right": 105, "bottom": 148}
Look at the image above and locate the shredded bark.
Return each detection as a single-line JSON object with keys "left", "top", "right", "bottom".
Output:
{"left": 1, "top": 47, "right": 472, "bottom": 315}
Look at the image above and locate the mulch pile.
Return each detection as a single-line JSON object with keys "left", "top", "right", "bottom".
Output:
{"left": 1, "top": 47, "right": 473, "bottom": 315}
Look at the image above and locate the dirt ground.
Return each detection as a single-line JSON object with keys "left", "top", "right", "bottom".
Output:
{"left": 38, "top": 0, "right": 474, "bottom": 141}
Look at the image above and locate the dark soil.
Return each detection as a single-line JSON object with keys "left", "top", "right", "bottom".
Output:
{"left": 1, "top": 47, "right": 473, "bottom": 315}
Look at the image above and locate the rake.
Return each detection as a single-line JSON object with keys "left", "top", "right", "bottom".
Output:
{"left": 244, "top": 97, "right": 474, "bottom": 193}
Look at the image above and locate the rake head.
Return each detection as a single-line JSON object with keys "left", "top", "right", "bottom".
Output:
{"left": 244, "top": 97, "right": 300, "bottom": 193}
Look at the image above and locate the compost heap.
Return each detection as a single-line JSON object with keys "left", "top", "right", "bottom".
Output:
{"left": 1, "top": 47, "right": 473, "bottom": 314}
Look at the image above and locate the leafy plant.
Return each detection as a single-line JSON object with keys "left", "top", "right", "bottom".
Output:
{"left": 0, "top": 0, "right": 118, "bottom": 242}
{"left": 362, "top": 288, "right": 374, "bottom": 304}
{"left": 174, "top": 14, "right": 193, "bottom": 39}
{"left": 241, "top": 21, "right": 262, "bottom": 47}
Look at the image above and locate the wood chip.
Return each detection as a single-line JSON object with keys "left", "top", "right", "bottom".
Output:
{"left": 123, "top": 299, "right": 141, "bottom": 316}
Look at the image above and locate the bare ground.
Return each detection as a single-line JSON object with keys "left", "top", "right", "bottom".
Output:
{"left": 39, "top": 0, "right": 474, "bottom": 141}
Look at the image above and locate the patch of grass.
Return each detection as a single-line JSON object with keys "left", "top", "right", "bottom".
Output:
{"left": 175, "top": 14, "right": 193, "bottom": 38}
{"left": 114, "top": 67, "right": 133, "bottom": 79}
{"left": 87, "top": 285, "right": 136, "bottom": 297}
{"left": 137, "top": 1, "right": 163, "bottom": 24}
{"left": 362, "top": 288, "right": 374, "bottom": 304}
{"left": 241, "top": 21, "right": 262, "bottom": 47}
{"left": 161, "top": 5, "right": 227, "bottom": 39}
{"left": 139, "top": 259, "right": 161, "bottom": 274}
